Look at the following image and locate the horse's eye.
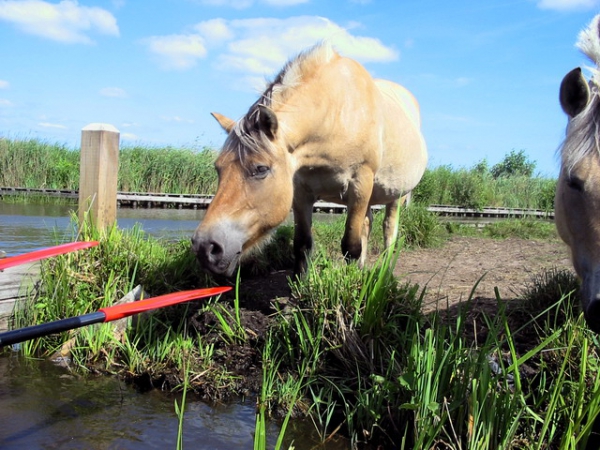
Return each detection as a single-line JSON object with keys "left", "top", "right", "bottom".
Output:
{"left": 252, "top": 165, "right": 270, "bottom": 179}
{"left": 566, "top": 176, "right": 584, "bottom": 192}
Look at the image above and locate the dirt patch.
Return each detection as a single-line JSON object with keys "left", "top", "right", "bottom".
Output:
{"left": 228, "top": 236, "right": 574, "bottom": 314}
{"left": 396, "top": 236, "right": 574, "bottom": 312}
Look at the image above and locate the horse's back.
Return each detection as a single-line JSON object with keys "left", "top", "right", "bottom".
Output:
{"left": 375, "top": 79, "right": 421, "bottom": 128}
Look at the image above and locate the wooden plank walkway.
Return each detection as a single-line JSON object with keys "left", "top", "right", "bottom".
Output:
{"left": 0, "top": 262, "right": 40, "bottom": 332}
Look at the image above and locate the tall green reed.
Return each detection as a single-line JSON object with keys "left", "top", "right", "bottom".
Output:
{"left": 1, "top": 137, "right": 218, "bottom": 194}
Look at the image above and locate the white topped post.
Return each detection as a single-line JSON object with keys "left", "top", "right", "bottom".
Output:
{"left": 78, "top": 123, "right": 120, "bottom": 229}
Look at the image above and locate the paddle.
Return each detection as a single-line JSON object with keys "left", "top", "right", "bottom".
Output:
{"left": 0, "top": 241, "right": 100, "bottom": 270}
{"left": 0, "top": 286, "right": 231, "bottom": 347}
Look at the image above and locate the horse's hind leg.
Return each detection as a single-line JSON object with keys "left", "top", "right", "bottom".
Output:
{"left": 383, "top": 195, "right": 407, "bottom": 249}
{"left": 359, "top": 208, "right": 373, "bottom": 267}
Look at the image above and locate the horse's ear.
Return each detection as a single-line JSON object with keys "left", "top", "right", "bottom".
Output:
{"left": 560, "top": 68, "right": 591, "bottom": 118}
{"left": 257, "top": 105, "right": 278, "bottom": 140}
{"left": 211, "top": 112, "right": 236, "bottom": 133}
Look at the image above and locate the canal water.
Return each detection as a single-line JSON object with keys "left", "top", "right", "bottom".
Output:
{"left": 0, "top": 202, "right": 205, "bottom": 256}
{"left": 0, "top": 201, "right": 345, "bottom": 449}
{"left": 0, "top": 356, "right": 276, "bottom": 449}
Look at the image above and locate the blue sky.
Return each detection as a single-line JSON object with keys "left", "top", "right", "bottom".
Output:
{"left": 0, "top": 0, "right": 599, "bottom": 177}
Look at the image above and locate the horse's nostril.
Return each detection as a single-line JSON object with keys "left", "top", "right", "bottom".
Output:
{"left": 208, "top": 241, "right": 223, "bottom": 258}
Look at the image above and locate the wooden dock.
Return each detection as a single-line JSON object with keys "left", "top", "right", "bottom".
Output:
{"left": 0, "top": 262, "right": 40, "bottom": 332}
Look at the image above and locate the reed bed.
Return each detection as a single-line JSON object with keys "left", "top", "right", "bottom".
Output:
{"left": 0, "top": 137, "right": 218, "bottom": 194}
{"left": 2, "top": 137, "right": 555, "bottom": 210}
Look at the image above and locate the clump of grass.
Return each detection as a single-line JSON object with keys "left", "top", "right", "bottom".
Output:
{"left": 258, "top": 249, "right": 600, "bottom": 448}
{"left": 240, "top": 225, "right": 295, "bottom": 276}
{"left": 518, "top": 268, "right": 580, "bottom": 330}
{"left": 6, "top": 211, "right": 600, "bottom": 449}
{"left": 311, "top": 205, "right": 444, "bottom": 261}
{"left": 482, "top": 217, "right": 558, "bottom": 240}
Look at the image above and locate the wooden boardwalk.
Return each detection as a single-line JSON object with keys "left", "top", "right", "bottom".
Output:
{"left": 0, "top": 187, "right": 555, "bottom": 219}
{"left": 0, "top": 262, "right": 39, "bottom": 332}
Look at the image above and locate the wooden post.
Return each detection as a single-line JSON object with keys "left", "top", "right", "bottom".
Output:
{"left": 78, "top": 123, "right": 120, "bottom": 229}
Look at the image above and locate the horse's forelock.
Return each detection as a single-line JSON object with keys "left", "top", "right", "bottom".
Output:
{"left": 558, "top": 15, "right": 600, "bottom": 173}
{"left": 221, "top": 112, "right": 277, "bottom": 169}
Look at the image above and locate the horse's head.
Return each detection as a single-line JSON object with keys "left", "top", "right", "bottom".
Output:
{"left": 191, "top": 106, "right": 294, "bottom": 276}
{"left": 557, "top": 15, "right": 600, "bottom": 332}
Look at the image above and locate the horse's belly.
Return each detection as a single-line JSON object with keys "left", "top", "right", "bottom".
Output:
{"left": 295, "top": 168, "right": 352, "bottom": 204}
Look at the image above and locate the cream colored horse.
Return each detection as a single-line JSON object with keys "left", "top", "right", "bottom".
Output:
{"left": 557, "top": 15, "right": 600, "bottom": 333}
{"left": 192, "top": 43, "right": 428, "bottom": 276}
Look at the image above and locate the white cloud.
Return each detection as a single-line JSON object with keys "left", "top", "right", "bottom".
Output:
{"left": 120, "top": 132, "right": 139, "bottom": 141}
{"left": 194, "top": 18, "right": 234, "bottom": 42}
{"left": 143, "top": 16, "right": 397, "bottom": 86}
{"left": 0, "top": 99, "right": 13, "bottom": 106}
{"left": 100, "top": 87, "right": 128, "bottom": 98}
{"left": 0, "top": 0, "right": 119, "bottom": 44}
{"left": 0, "top": 80, "right": 9, "bottom": 89}
{"left": 142, "top": 34, "right": 207, "bottom": 70}
{"left": 455, "top": 77, "right": 472, "bottom": 87}
{"left": 160, "top": 115, "right": 195, "bottom": 124}
{"left": 536, "top": 0, "right": 600, "bottom": 10}
{"left": 195, "top": 16, "right": 397, "bottom": 79}
{"left": 39, "top": 122, "right": 68, "bottom": 129}
{"left": 195, "top": 0, "right": 307, "bottom": 7}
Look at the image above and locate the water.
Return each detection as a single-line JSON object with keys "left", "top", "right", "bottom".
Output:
{"left": 0, "top": 202, "right": 205, "bottom": 256}
{"left": 0, "top": 355, "right": 278, "bottom": 449}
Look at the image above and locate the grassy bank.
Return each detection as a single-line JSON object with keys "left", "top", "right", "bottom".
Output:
{"left": 1, "top": 138, "right": 555, "bottom": 210}
{"left": 2, "top": 208, "right": 594, "bottom": 448}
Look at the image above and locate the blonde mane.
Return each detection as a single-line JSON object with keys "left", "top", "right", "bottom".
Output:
{"left": 223, "top": 43, "right": 336, "bottom": 164}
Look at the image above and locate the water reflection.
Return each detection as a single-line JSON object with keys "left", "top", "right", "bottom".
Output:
{"left": 0, "top": 355, "right": 277, "bottom": 449}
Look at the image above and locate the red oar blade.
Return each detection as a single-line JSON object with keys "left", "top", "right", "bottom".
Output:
{"left": 0, "top": 241, "right": 99, "bottom": 270}
{"left": 100, "top": 286, "right": 232, "bottom": 321}
{"left": 0, "top": 287, "right": 231, "bottom": 347}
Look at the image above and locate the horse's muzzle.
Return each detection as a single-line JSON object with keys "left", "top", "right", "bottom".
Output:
{"left": 191, "top": 225, "right": 244, "bottom": 277}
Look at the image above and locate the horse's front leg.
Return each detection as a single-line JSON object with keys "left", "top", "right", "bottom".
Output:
{"left": 342, "top": 169, "right": 375, "bottom": 267}
{"left": 292, "top": 194, "right": 315, "bottom": 276}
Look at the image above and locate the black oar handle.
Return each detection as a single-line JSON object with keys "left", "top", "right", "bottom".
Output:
{"left": 0, "top": 311, "right": 106, "bottom": 347}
